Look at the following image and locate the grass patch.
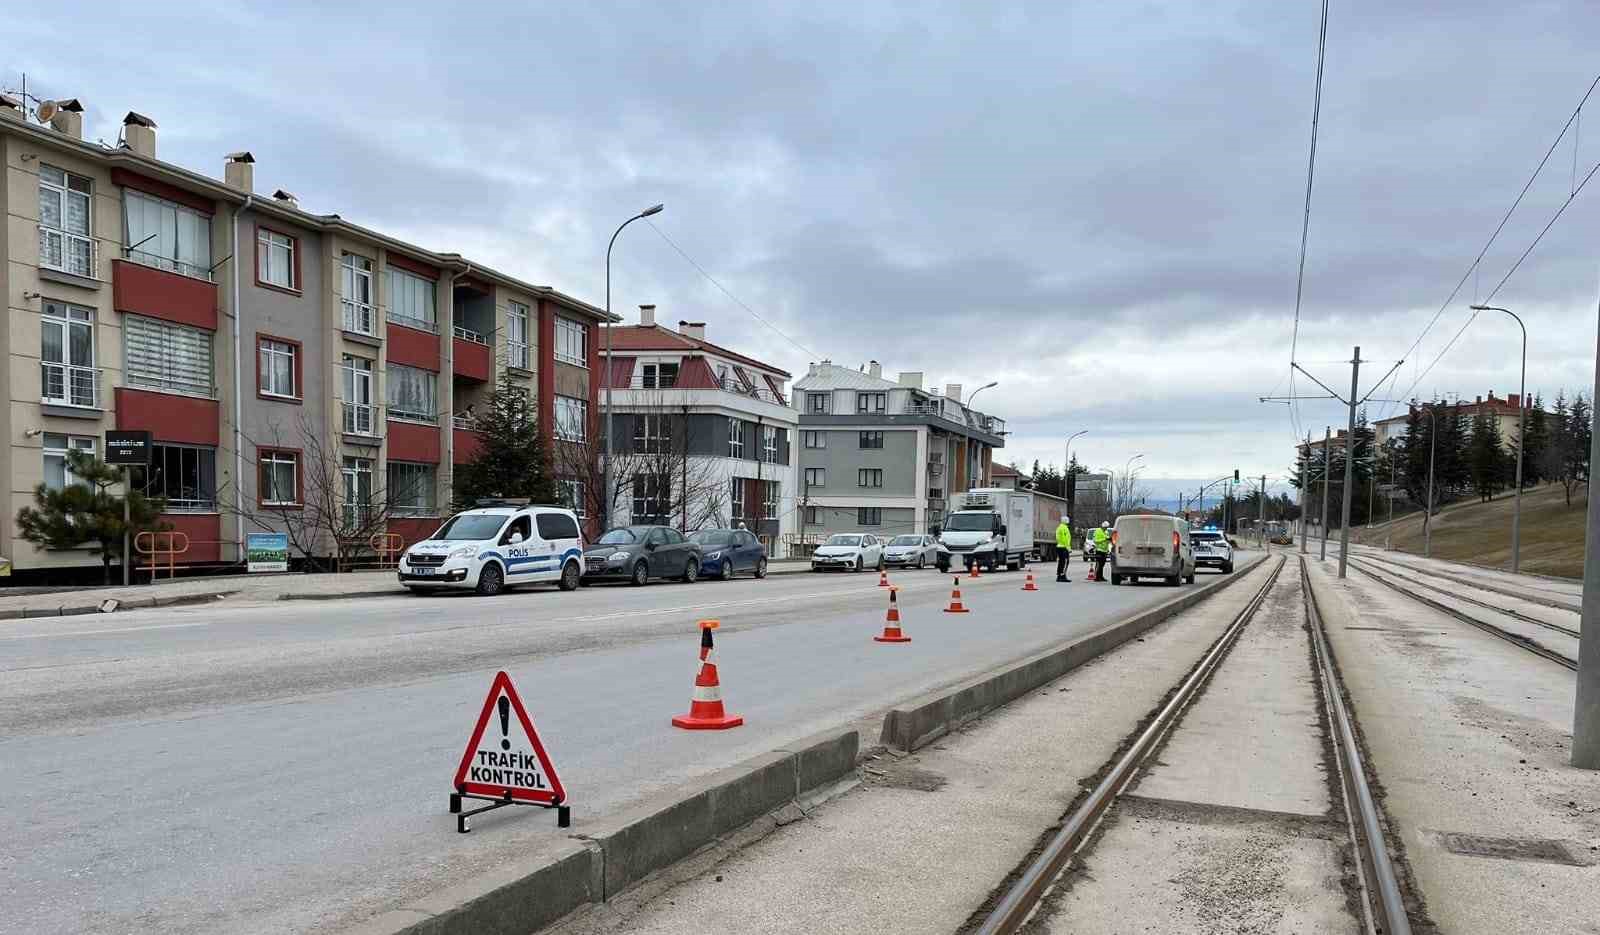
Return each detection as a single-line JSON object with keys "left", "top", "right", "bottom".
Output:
{"left": 1347, "top": 482, "right": 1587, "bottom": 578}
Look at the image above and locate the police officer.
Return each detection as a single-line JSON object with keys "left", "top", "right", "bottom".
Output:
{"left": 1093, "top": 521, "right": 1111, "bottom": 582}
{"left": 1055, "top": 516, "right": 1073, "bottom": 582}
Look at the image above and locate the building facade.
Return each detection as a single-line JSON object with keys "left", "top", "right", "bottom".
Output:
{"left": 790, "top": 362, "right": 1006, "bottom": 544}
{"left": 2, "top": 100, "right": 609, "bottom": 578}
{"left": 1374, "top": 392, "right": 1530, "bottom": 452}
{"left": 597, "top": 307, "right": 797, "bottom": 556}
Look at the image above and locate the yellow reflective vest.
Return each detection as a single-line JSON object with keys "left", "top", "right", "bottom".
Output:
{"left": 1055, "top": 523, "right": 1072, "bottom": 549}
{"left": 1093, "top": 527, "right": 1111, "bottom": 552}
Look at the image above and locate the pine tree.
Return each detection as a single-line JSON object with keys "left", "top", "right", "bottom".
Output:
{"left": 1521, "top": 393, "right": 1548, "bottom": 486}
{"left": 1563, "top": 392, "right": 1592, "bottom": 507}
{"left": 453, "top": 375, "right": 557, "bottom": 509}
{"left": 1468, "top": 409, "right": 1505, "bottom": 502}
{"left": 15, "top": 450, "right": 166, "bottom": 584}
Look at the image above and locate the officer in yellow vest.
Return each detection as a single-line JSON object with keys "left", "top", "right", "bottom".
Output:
{"left": 1055, "top": 517, "right": 1073, "bottom": 582}
{"left": 1092, "top": 521, "right": 1111, "bottom": 582}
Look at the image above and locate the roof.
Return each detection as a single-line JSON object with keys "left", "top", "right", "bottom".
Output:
{"left": 990, "top": 464, "right": 1021, "bottom": 477}
{"left": 601, "top": 325, "right": 791, "bottom": 378}
{"left": 792, "top": 362, "right": 900, "bottom": 392}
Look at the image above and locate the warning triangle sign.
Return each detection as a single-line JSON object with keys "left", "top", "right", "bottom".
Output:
{"left": 453, "top": 671, "right": 566, "bottom": 805}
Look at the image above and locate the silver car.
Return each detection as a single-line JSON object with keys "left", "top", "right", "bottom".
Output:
{"left": 883, "top": 534, "right": 939, "bottom": 569}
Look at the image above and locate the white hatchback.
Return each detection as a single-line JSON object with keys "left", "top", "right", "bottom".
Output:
{"left": 810, "top": 533, "right": 886, "bottom": 573}
{"left": 398, "top": 505, "right": 585, "bottom": 595}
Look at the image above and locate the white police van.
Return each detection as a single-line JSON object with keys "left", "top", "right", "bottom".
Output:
{"left": 397, "top": 501, "right": 584, "bottom": 595}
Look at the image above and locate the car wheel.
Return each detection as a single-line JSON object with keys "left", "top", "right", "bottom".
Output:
{"left": 558, "top": 560, "right": 581, "bottom": 592}
{"left": 755, "top": 558, "right": 768, "bottom": 579}
{"left": 1111, "top": 574, "right": 1122, "bottom": 585}
{"left": 1166, "top": 574, "right": 1180, "bottom": 587}
{"left": 475, "top": 563, "right": 505, "bottom": 596}
{"left": 406, "top": 587, "right": 430, "bottom": 596}
{"left": 631, "top": 561, "right": 649, "bottom": 586}
{"left": 916, "top": 554, "right": 926, "bottom": 569}
{"left": 877, "top": 555, "right": 886, "bottom": 572}
{"left": 854, "top": 556, "right": 864, "bottom": 572}
{"left": 720, "top": 560, "right": 735, "bottom": 581}
{"left": 1185, "top": 572, "right": 1196, "bottom": 584}
{"left": 1222, "top": 562, "right": 1234, "bottom": 574}
{"left": 681, "top": 559, "right": 699, "bottom": 583}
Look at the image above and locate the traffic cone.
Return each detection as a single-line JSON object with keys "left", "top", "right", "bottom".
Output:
{"left": 672, "top": 620, "right": 744, "bottom": 730}
{"left": 874, "top": 587, "right": 912, "bottom": 643}
{"left": 968, "top": 562, "right": 981, "bottom": 579}
{"left": 1022, "top": 571, "right": 1038, "bottom": 591}
{"left": 878, "top": 568, "right": 891, "bottom": 588}
{"left": 943, "top": 576, "right": 970, "bottom": 614}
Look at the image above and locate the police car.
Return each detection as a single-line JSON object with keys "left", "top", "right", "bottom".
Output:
{"left": 398, "top": 501, "right": 585, "bottom": 595}
{"left": 1189, "top": 527, "right": 1234, "bottom": 574}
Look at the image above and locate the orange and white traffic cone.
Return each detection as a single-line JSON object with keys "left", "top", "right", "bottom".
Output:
{"left": 1022, "top": 571, "right": 1038, "bottom": 591}
{"left": 878, "top": 568, "right": 891, "bottom": 588}
{"left": 968, "top": 562, "right": 981, "bottom": 579}
{"left": 671, "top": 620, "right": 744, "bottom": 730}
{"left": 874, "top": 587, "right": 911, "bottom": 643}
{"left": 943, "top": 576, "right": 970, "bottom": 614}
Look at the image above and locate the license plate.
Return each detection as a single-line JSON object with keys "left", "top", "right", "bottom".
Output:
{"left": 413, "top": 567, "right": 435, "bottom": 576}
{"left": 1137, "top": 546, "right": 1162, "bottom": 554}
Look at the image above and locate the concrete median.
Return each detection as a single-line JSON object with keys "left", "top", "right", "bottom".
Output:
{"left": 879, "top": 556, "right": 1268, "bottom": 753}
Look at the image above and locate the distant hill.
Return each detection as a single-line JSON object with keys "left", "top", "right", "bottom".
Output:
{"left": 1348, "top": 481, "right": 1588, "bottom": 578}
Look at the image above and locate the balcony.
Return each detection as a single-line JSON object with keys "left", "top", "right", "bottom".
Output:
{"left": 617, "top": 374, "right": 786, "bottom": 406}
{"left": 41, "top": 363, "right": 102, "bottom": 412}
{"left": 342, "top": 401, "right": 376, "bottom": 436}
{"left": 452, "top": 326, "right": 492, "bottom": 382}
{"left": 113, "top": 258, "right": 218, "bottom": 330}
{"left": 385, "top": 307, "right": 438, "bottom": 334}
{"left": 342, "top": 299, "right": 377, "bottom": 337}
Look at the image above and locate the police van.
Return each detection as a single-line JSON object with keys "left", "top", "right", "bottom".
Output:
{"left": 397, "top": 501, "right": 585, "bottom": 595}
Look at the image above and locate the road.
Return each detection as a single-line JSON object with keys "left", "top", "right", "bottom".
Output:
{"left": 0, "top": 560, "right": 1251, "bottom": 935}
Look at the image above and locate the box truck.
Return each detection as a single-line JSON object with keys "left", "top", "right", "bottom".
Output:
{"left": 935, "top": 487, "right": 1039, "bottom": 572}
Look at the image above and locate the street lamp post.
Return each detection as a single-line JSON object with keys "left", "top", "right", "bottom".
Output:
{"left": 1065, "top": 429, "right": 1086, "bottom": 518}
{"left": 964, "top": 381, "right": 998, "bottom": 485}
{"left": 1412, "top": 400, "right": 1438, "bottom": 559}
{"left": 1121, "top": 453, "right": 1145, "bottom": 514}
{"left": 1470, "top": 304, "right": 1527, "bottom": 574}
{"left": 600, "top": 203, "right": 664, "bottom": 528}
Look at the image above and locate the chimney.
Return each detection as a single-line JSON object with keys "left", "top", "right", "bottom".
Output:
{"left": 868, "top": 360, "right": 882, "bottom": 379}
{"left": 639, "top": 304, "right": 656, "bottom": 327}
{"left": 1509, "top": 393, "right": 1521, "bottom": 409}
{"left": 808, "top": 362, "right": 818, "bottom": 376}
{"left": 1475, "top": 395, "right": 1482, "bottom": 404}
{"left": 0, "top": 93, "right": 22, "bottom": 122}
{"left": 121, "top": 112, "right": 157, "bottom": 157}
{"left": 898, "top": 371, "right": 923, "bottom": 390}
{"left": 225, "top": 151, "right": 255, "bottom": 192}
{"left": 946, "top": 383, "right": 963, "bottom": 402}
{"left": 272, "top": 188, "right": 298, "bottom": 207}
{"left": 678, "top": 320, "right": 706, "bottom": 340}
{"left": 47, "top": 98, "right": 84, "bottom": 139}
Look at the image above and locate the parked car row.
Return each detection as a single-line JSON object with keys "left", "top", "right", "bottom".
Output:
{"left": 395, "top": 503, "right": 769, "bottom": 596}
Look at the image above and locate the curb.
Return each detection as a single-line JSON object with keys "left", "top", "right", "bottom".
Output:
{"left": 879, "top": 555, "right": 1269, "bottom": 753}
{"left": 0, "top": 590, "right": 236, "bottom": 620}
{"left": 345, "top": 727, "right": 859, "bottom": 935}
{"left": 279, "top": 589, "right": 405, "bottom": 602}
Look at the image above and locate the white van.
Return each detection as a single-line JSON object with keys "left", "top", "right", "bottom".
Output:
{"left": 1110, "top": 514, "right": 1195, "bottom": 586}
{"left": 398, "top": 503, "right": 585, "bottom": 595}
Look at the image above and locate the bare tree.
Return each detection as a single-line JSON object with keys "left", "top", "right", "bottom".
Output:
{"left": 553, "top": 390, "right": 732, "bottom": 533}
{"left": 1110, "top": 469, "right": 1148, "bottom": 516}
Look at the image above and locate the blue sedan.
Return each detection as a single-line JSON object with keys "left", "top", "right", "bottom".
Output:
{"left": 689, "top": 528, "right": 769, "bottom": 580}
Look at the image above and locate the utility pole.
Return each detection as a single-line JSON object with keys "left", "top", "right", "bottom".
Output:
{"left": 1299, "top": 446, "right": 1308, "bottom": 554}
{"left": 1258, "top": 474, "right": 1267, "bottom": 548}
{"left": 1319, "top": 426, "right": 1331, "bottom": 562}
{"left": 1336, "top": 346, "right": 1361, "bottom": 579}
{"left": 1573, "top": 296, "right": 1600, "bottom": 768}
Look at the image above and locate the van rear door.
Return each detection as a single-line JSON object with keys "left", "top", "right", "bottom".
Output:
{"left": 1119, "top": 517, "right": 1173, "bottom": 570}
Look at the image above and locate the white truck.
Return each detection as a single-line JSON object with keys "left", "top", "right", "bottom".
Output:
{"left": 935, "top": 488, "right": 1037, "bottom": 573}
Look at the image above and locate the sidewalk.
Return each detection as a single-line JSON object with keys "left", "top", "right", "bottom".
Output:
{"left": 0, "top": 560, "right": 819, "bottom": 619}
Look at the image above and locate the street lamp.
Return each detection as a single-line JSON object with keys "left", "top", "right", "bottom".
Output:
{"left": 1412, "top": 400, "right": 1438, "bottom": 558}
{"left": 966, "top": 381, "right": 998, "bottom": 410}
{"left": 1120, "top": 453, "right": 1145, "bottom": 513}
{"left": 601, "top": 203, "right": 664, "bottom": 527}
{"left": 1469, "top": 304, "right": 1527, "bottom": 574}
{"left": 1064, "top": 429, "right": 1087, "bottom": 516}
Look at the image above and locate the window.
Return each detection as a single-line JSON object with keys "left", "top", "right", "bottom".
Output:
{"left": 803, "top": 430, "right": 826, "bottom": 449}
{"left": 537, "top": 512, "right": 581, "bottom": 541}
{"left": 42, "top": 433, "right": 96, "bottom": 491}
{"left": 729, "top": 419, "right": 745, "bottom": 458}
{"left": 259, "top": 449, "right": 299, "bottom": 506}
{"left": 634, "top": 414, "right": 670, "bottom": 453}
{"left": 859, "top": 468, "right": 884, "bottom": 488}
{"left": 503, "top": 515, "right": 532, "bottom": 543}
{"left": 342, "top": 356, "right": 375, "bottom": 434}
{"left": 507, "top": 301, "right": 530, "bottom": 370}
{"left": 124, "top": 189, "right": 210, "bottom": 279}
{"left": 806, "top": 392, "right": 831, "bottom": 414}
{"left": 763, "top": 481, "right": 779, "bottom": 520}
{"left": 805, "top": 468, "right": 825, "bottom": 488}
{"left": 257, "top": 336, "right": 298, "bottom": 399}
{"left": 124, "top": 314, "right": 213, "bottom": 398}
{"left": 386, "top": 363, "right": 437, "bottom": 423}
{"left": 856, "top": 392, "right": 886, "bottom": 414}
{"left": 386, "top": 461, "right": 436, "bottom": 516}
{"left": 341, "top": 253, "right": 375, "bottom": 334}
{"left": 555, "top": 395, "right": 588, "bottom": 442}
{"left": 717, "top": 364, "right": 731, "bottom": 388}
{"left": 631, "top": 474, "right": 670, "bottom": 523}
{"left": 859, "top": 431, "right": 884, "bottom": 449}
{"left": 555, "top": 316, "right": 587, "bottom": 366}
{"left": 256, "top": 227, "right": 297, "bottom": 290}
{"left": 858, "top": 507, "right": 882, "bottom": 526}
{"left": 40, "top": 300, "right": 96, "bottom": 408}
{"left": 142, "top": 444, "right": 216, "bottom": 512}
{"left": 730, "top": 478, "right": 745, "bottom": 522}
{"left": 342, "top": 457, "right": 374, "bottom": 526}
{"left": 387, "top": 266, "right": 437, "bottom": 332}
{"left": 38, "top": 164, "right": 93, "bottom": 277}
{"left": 762, "top": 425, "right": 778, "bottom": 463}
{"left": 804, "top": 506, "right": 821, "bottom": 525}
{"left": 642, "top": 362, "right": 678, "bottom": 388}
{"left": 559, "top": 479, "right": 586, "bottom": 518}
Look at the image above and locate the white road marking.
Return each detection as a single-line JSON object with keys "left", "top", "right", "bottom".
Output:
{"left": 0, "top": 621, "right": 214, "bottom": 641}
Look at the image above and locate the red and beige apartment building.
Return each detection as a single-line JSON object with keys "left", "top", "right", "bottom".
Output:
{"left": 2, "top": 98, "right": 609, "bottom": 579}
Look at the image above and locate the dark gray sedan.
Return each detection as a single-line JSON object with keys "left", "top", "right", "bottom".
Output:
{"left": 582, "top": 525, "right": 703, "bottom": 585}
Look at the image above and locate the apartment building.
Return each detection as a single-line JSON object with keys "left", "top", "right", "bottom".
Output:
{"left": 1373, "top": 391, "right": 1532, "bottom": 452}
{"left": 2, "top": 99, "right": 609, "bottom": 579}
{"left": 791, "top": 361, "right": 1006, "bottom": 542}
{"left": 598, "top": 306, "right": 798, "bottom": 556}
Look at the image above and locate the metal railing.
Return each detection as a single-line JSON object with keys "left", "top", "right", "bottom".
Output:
{"left": 618, "top": 373, "right": 786, "bottom": 405}
{"left": 385, "top": 307, "right": 439, "bottom": 334}
{"left": 39, "top": 227, "right": 97, "bottom": 278}
{"left": 452, "top": 414, "right": 476, "bottom": 430}
{"left": 343, "top": 401, "right": 376, "bottom": 435}
{"left": 387, "top": 407, "right": 437, "bottom": 425}
{"left": 124, "top": 249, "right": 213, "bottom": 282}
{"left": 41, "top": 363, "right": 101, "bottom": 408}
{"left": 342, "top": 299, "right": 376, "bottom": 335}
{"left": 453, "top": 325, "right": 489, "bottom": 346}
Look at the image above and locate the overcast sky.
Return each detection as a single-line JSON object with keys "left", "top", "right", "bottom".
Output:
{"left": 11, "top": 2, "right": 1600, "bottom": 500}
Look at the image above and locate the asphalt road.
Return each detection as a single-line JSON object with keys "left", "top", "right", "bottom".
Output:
{"left": 0, "top": 557, "right": 1253, "bottom": 935}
